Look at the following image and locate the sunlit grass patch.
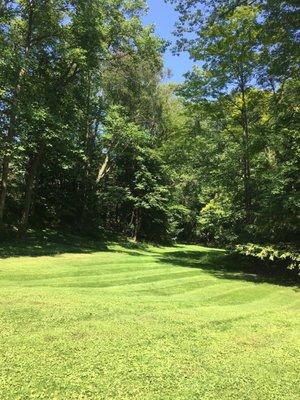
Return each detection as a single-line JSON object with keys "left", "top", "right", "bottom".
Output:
{"left": 0, "top": 241, "right": 299, "bottom": 399}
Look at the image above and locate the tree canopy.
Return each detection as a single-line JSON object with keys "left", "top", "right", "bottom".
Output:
{"left": 0, "top": 0, "right": 299, "bottom": 260}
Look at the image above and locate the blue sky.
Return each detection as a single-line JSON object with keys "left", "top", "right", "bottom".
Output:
{"left": 142, "top": 0, "right": 194, "bottom": 82}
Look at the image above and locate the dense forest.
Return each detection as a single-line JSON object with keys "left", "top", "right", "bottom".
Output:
{"left": 0, "top": 1, "right": 299, "bottom": 267}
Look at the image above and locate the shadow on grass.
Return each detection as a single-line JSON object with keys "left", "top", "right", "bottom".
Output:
{"left": 157, "top": 250, "right": 299, "bottom": 287}
{"left": 1, "top": 232, "right": 298, "bottom": 287}
{"left": 0, "top": 229, "right": 161, "bottom": 259}
{"left": 0, "top": 230, "right": 109, "bottom": 259}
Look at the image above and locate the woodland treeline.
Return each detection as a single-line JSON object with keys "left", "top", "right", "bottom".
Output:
{"left": 0, "top": 1, "right": 299, "bottom": 258}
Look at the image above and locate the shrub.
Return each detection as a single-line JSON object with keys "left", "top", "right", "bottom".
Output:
{"left": 235, "top": 243, "right": 300, "bottom": 274}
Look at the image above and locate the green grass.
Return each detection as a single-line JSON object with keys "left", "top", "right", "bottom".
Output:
{"left": 0, "top": 238, "right": 299, "bottom": 400}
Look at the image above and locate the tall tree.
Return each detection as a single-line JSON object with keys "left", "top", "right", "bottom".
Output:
{"left": 172, "top": 3, "right": 261, "bottom": 221}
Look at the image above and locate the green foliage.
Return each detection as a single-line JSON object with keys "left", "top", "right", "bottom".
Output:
{"left": 163, "top": 0, "right": 299, "bottom": 249}
{"left": 236, "top": 243, "right": 300, "bottom": 273}
{"left": 197, "top": 195, "right": 239, "bottom": 245}
{"left": 0, "top": 0, "right": 298, "bottom": 250}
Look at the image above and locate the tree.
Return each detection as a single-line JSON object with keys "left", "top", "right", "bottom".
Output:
{"left": 171, "top": 2, "right": 262, "bottom": 222}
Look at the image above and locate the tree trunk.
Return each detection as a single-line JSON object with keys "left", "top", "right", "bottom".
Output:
{"left": 81, "top": 72, "right": 99, "bottom": 228}
{"left": 240, "top": 81, "right": 252, "bottom": 223}
{"left": 0, "top": 4, "right": 33, "bottom": 226}
{"left": 0, "top": 113, "right": 16, "bottom": 224}
{"left": 133, "top": 209, "right": 141, "bottom": 242}
{"left": 242, "top": 124, "right": 251, "bottom": 222}
{"left": 96, "top": 154, "right": 110, "bottom": 183}
{"left": 20, "top": 148, "right": 43, "bottom": 228}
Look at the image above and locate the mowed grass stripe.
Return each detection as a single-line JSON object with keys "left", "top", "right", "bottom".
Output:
{"left": 0, "top": 243, "right": 299, "bottom": 400}
{"left": 0, "top": 258, "right": 160, "bottom": 281}
{"left": 0, "top": 263, "right": 164, "bottom": 284}
{"left": 22, "top": 269, "right": 208, "bottom": 288}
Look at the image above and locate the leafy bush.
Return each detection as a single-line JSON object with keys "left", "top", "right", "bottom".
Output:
{"left": 197, "top": 195, "right": 240, "bottom": 244}
{"left": 235, "top": 243, "right": 300, "bottom": 274}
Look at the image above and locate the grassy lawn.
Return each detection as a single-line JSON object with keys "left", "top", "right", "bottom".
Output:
{"left": 0, "top": 238, "right": 299, "bottom": 399}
